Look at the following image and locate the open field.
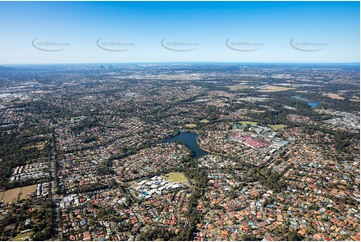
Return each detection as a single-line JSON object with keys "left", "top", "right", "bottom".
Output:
{"left": 225, "top": 85, "right": 251, "bottom": 91}
{"left": 70, "top": 116, "right": 86, "bottom": 123}
{"left": 19, "top": 184, "right": 37, "bottom": 200}
{"left": 2, "top": 185, "right": 37, "bottom": 203}
{"left": 270, "top": 124, "right": 287, "bottom": 131}
{"left": 250, "top": 109, "right": 266, "bottom": 113}
{"left": 199, "top": 119, "right": 210, "bottom": 124}
{"left": 22, "top": 141, "right": 46, "bottom": 151}
{"left": 258, "top": 85, "right": 294, "bottom": 93}
{"left": 185, "top": 123, "right": 197, "bottom": 128}
{"left": 323, "top": 93, "right": 344, "bottom": 100}
{"left": 11, "top": 232, "right": 34, "bottom": 241}
{"left": 163, "top": 172, "right": 187, "bottom": 183}
{"left": 239, "top": 121, "right": 257, "bottom": 126}
{"left": 2, "top": 188, "right": 21, "bottom": 203}
{"left": 0, "top": 191, "right": 4, "bottom": 201}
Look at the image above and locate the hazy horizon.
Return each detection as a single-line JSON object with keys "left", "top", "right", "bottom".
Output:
{"left": 0, "top": 1, "right": 359, "bottom": 64}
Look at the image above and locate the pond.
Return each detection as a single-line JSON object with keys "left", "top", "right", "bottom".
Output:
{"left": 164, "top": 132, "right": 208, "bottom": 158}
{"left": 292, "top": 96, "right": 320, "bottom": 108}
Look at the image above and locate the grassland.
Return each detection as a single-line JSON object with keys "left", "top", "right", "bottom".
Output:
{"left": 270, "top": 124, "right": 287, "bottom": 131}
{"left": 350, "top": 97, "right": 360, "bottom": 102}
{"left": 70, "top": 116, "right": 86, "bottom": 122}
{"left": 323, "top": 93, "right": 344, "bottom": 100}
{"left": 258, "top": 85, "right": 294, "bottom": 93}
{"left": 250, "top": 109, "right": 266, "bottom": 113}
{"left": 2, "top": 188, "right": 21, "bottom": 203}
{"left": 19, "top": 184, "right": 37, "bottom": 200}
{"left": 163, "top": 172, "right": 187, "bottom": 183}
{"left": 239, "top": 121, "right": 257, "bottom": 126}
{"left": 225, "top": 85, "right": 251, "bottom": 91}
{"left": 296, "top": 90, "right": 309, "bottom": 94}
{"left": 199, "top": 119, "right": 210, "bottom": 124}
{"left": 11, "top": 232, "right": 34, "bottom": 241}
{"left": 22, "top": 141, "right": 46, "bottom": 151}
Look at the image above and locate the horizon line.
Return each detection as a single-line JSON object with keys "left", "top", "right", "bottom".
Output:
{"left": 1, "top": 61, "right": 360, "bottom": 66}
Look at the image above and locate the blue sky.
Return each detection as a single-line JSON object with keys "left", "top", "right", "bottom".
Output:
{"left": 0, "top": 1, "right": 359, "bottom": 64}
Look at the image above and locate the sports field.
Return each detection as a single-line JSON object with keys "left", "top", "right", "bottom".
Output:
{"left": 270, "top": 124, "right": 287, "bottom": 131}
{"left": 2, "top": 185, "right": 37, "bottom": 203}
{"left": 163, "top": 172, "right": 187, "bottom": 183}
{"left": 239, "top": 121, "right": 257, "bottom": 126}
{"left": 2, "top": 188, "right": 21, "bottom": 203}
{"left": 19, "top": 185, "right": 37, "bottom": 200}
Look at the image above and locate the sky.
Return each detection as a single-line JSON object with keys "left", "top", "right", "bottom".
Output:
{"left": 0, "top": 1, "right": 359, "bottom": 64}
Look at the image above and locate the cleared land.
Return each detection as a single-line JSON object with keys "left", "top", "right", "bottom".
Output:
{"left": 185, "top": 124, "right": 197, "bottom": 128}
{"left": 163, "top": 172, "right": 187, "bottom": 183}
{"left": 270, "top": 124, "right": 287, "bottom": 131}
{"left": 258, "top": 85, "right": 294, "bottom": 93}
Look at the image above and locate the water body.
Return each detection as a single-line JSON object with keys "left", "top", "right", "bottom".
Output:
{"left": 292, "top": 96, "right": 320, "bottom": 108}
{"left": 165, "top": 132, "right": 208, "bottom": 158}
{"left": 308, "top": 101, "right": 320, "bottom": 108}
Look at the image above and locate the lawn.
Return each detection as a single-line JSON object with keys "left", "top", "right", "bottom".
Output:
{"left": 163, "top": 172, "right": 187, "bottom": 183}
{"left": 270, "top": 124, "right": 287, "bottom": 131}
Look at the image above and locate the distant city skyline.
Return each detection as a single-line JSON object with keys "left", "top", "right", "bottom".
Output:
{"left": 0, "top": 1, "right": 359, "bottom": 64}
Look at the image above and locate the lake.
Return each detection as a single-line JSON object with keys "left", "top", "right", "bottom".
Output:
{"left": 164, "top": 132, "right": 208, "bottom": 158}
{"left": 292, "top": 96, "right": 320, "bottom": 108}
